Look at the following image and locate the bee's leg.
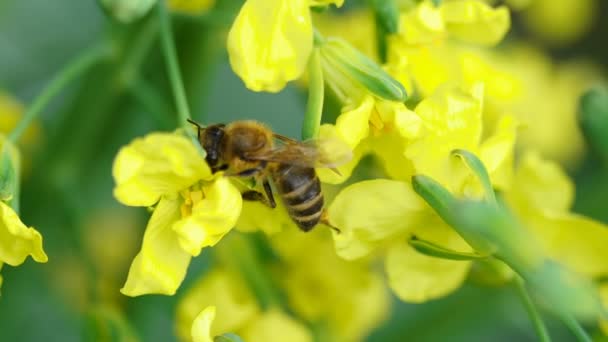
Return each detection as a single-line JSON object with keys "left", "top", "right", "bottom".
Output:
{"left": 242, "top": 190, "right": 275, "bottom": 209}
{"left": 320, "top": 210, "right": 341, "bottom": 234}
{"left": 226, "top": 161, "right": 267, "bottom": 178}
{"left": 262, "top": 179, "right": 276, "bottom": 208}
{"left": 242, "top": 177, "right": 276, "bottom": 209}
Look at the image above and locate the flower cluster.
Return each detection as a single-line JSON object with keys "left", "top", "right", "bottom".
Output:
{"left": 101, "top": 0, "right": 608, "bottom": 339}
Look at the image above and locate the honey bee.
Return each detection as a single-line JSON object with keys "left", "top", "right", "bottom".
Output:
{"left": 187, "top": 119, "right": 352, "bottom": 232}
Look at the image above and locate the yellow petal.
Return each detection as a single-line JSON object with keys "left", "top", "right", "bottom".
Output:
{"left": 335, "top": 96, "right": 374, "bottom": 149}
{"left": 0, "top": 201, "right": 47, "bottom": 266}
{"left": 309, "top": 0, "right": 343, "bottom": 7}
{"left": 191, "top": 306, "right": 216, "bottom": 342}
{"left": 524, "top": 212, "right": 608, "bottom": 278}
{"left": 441, "top": 1, "right": 511, "bottom": 46}
{"left": 316, "top": 124, "right": 369, "bottom": 184}
{"left": 405, "top": 86, "right": 482, "bottom": 190}
{"left": 386, "top": 223, "right": 472, "bottom": 303}
{"left": 227, "top": 0, "right": 313, "bottom": 92}
{"left": 236, "top": 199, "right": 295, "bottom": 235}
{"left": 173, "top": 178, "right": 242, "bottom": 256}
{"left": 328, "top": 179, "right": 430, "bottom": 260}
{"left": 121, "top": 196, "right": 191, "bottom": 296}
{"left": 113, "top": 132, "right": 211, "bottom": 207}
{"left": 272, "top": 228, "right": 390, "bottom": 341}
{"left": 478, "top": 114, "right": 517, "bottom": 190}
{"left": 241, "top": 309, "right": 312, "bottom": 342}
{"left": 504, "top": 150, "right": 574, "bottom": 215}
{"left": 397, "top": 3, "right": 445, "bottom": 45}
{"left": 176, "top": 269, "right": 259, "bottom": 341}
{"left": 169, "top": 0, "right": 215, "bottom": 14}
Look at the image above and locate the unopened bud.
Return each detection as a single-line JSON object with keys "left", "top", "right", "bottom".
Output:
{"left": 579, "top": 86, "right": 608, "bottom": 163}
{"left": 320, "top": 38, "right": 407, "bottom": 102}
{"left": 0, "top": 136, "right": 20, "bottom": 206}
{"left": 99, "top": 0, "right": 157, "bottom": 23}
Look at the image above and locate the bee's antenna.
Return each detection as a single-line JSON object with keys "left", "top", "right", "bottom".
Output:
{"left": 187, "top": 119, "right": 203, "bottom": 140}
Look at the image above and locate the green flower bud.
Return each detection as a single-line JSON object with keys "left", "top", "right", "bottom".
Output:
{"left": 579, "top": 86, "right": 608, "bottom": 163}
{"left": 0, "top": 137, "right": 20, "bottom": 210}
{"left": 98, "top": 0, "right": 157, "bottom": 23}
{"left": 368, "top": 0, "right": 399, "bottom": 34}
{"left": 319, "top": 37, "right": 407, "bottom": 102}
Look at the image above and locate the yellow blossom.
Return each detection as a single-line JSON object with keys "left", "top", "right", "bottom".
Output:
{"left": 271, "top": 228, "right": 389, "bottom": 341}
{"left": 113, "top": 132, "right": 242, "bottom": 296}
{"left": 317, "top": 96, "right": 420, "bottom": 184}
{"left": 227, "top": 0, "right": 313, "bottom": 92}
{"left": 240, "top": 309, "right": 312, "bottom": 342}
{"left": 191, "top": 306, "right": 216, "bottom": 342}
{"left": 169, "top": 0, "right": 215, "bottom": 14}
{"left": 385, "top": 221, "right": 472, "bottom": 303}
{"left": 521, "top": 0, "right": 598, "bottom": 46}
{"left": 394, "top": 0, "right": 509, "bottom": 46}
{"left": 0, "top": 200, "right": 48, "bottom": 266}
{"left": 387, "top": 1, "right": 510, "bottom": 98}
{"left": 0, "top": 134, "right": 47, "bottom": 290}
{"left": 405, "top": 84, "right": 516, "bottom": 194}
{"left": 176, "top": 269, "right": 259, "bottom": 341}
{"left": 327, "top": 178, "right": 474, "bottom": 302}
{"left": 503, "top": 151, "right": 608, "bottom": 278}
{"left": 440, "top": 0, "right": 510, "bottom": 46}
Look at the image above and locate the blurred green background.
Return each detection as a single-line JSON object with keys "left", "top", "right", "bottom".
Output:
{"left": 1, "top": 0, "right": 607, "bottom": 341}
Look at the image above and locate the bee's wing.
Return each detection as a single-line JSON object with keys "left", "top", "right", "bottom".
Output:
{"left": 245, "top": 136, "right": 352, "bottom": 169}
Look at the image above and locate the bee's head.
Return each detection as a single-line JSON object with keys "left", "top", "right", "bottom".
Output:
{"left": 199, "top": 123, "right": 226, "bottom": 171}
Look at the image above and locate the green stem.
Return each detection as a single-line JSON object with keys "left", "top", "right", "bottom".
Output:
{"left": 157, "top": 1, "right": 192, "bottom": 127}
{"left": 561, "top": 314, "right": 592, "bottom": 342}
{"left": 6, "top": 45, "right": 108, "bottom": 143}
{"left": 302, "top": 48, "right": 324, "bottom": 140}
{"left": 513, "top": 277, "right": 551, "bottom": 342}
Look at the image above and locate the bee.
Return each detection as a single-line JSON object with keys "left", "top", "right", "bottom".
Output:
{"left": 187, "top": 119, "right": 351, "bottom": 232}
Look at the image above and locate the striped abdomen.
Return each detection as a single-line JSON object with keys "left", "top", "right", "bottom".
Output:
{"left": 272, "top": 164, "right": 324, "bottom": 232}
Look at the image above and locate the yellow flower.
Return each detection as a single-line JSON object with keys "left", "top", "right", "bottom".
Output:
{"left": 227, "top": 0, "right": 313, "bottom": 92}
{"left": 521, "top": 0, "right": 598, "bottom": 46}
{"left": 240, "top": 308, "right": 312, "bottom": 342}
{"left": 271, "top": 228, "right": 389, "bottom": 341}
{"left": 394, "top": 0, "right": 510, "bottom": 46}
{"left": 0, "top": 134, "right": 47, "bottom": 290}
{"left": 387, "top": 1, "right": 510, "bottom": 98}
{"left": 317, "top": 95, "right": 421, "bottom": 184}
{"left": 113, "top": 132, "right": 242, "bottom": 296}
{"left": 405, "top": 84, "right": 516, "bottom": 194}
{"left": 327, "top": 179, "right": 473, "bottom": 302}
{"left": 176, "top": 269, "right": 259, "bottom": 341}
{"left": 191, "top": 306, "right": 216, "bottom": 342}
{"left": 169, "top": 0, "right": 215, "bottom": 14}
{"left": 440, "top": 0, "right": 510, "bottom": 46}
{"left": 503, "top": 151, "right": 608, "bottom": 278}
{"left": 0, "top": 200, "right": 48, "bottom": 266}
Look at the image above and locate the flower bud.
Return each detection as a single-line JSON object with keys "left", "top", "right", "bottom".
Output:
{"left": 320, "top": 38, "right": 407, "bottom": 102}
{"left": 579, "top": 86, "right": 608, "bottom": 163}
{"left": 98, "top": 0, "right": 157, "bottom": 23}
{"left": 0, "top": 136, "right": 20, "bottom": 208}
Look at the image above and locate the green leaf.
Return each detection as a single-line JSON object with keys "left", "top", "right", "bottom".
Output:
{"left": 409, "top": 236, "right": 491, "bottom": 260}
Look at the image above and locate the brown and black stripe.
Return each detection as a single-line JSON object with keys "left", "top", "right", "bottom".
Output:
{"left": 272, "top": 164, "right": 324, "bottom": 232}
